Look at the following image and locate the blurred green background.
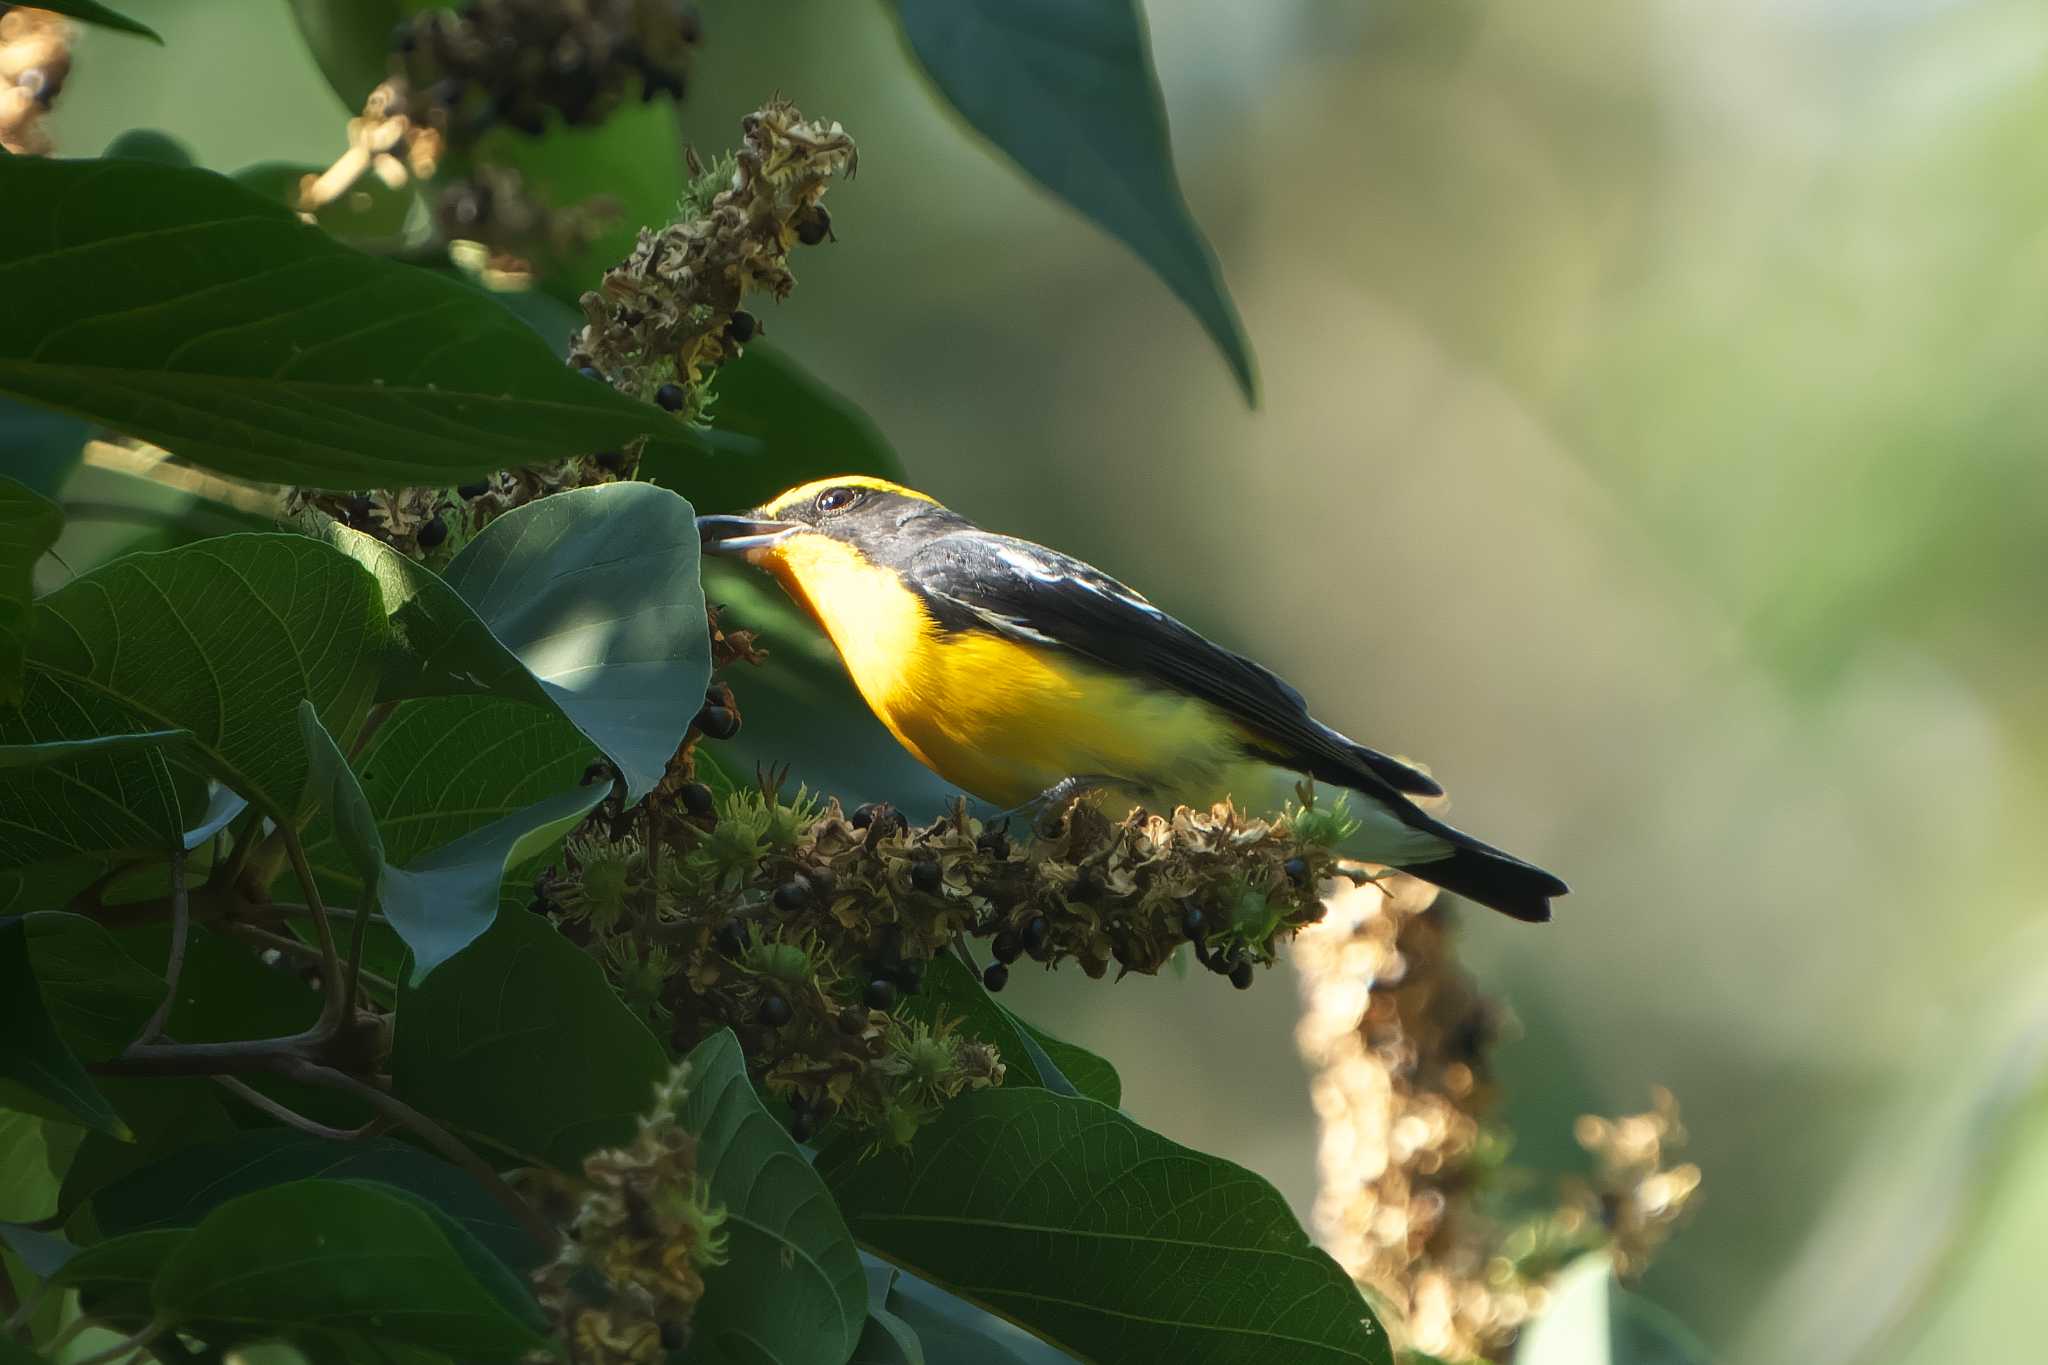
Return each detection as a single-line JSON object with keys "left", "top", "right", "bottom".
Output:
{"left": 50, "top": 0, "right": 2048, "bottom": 1358}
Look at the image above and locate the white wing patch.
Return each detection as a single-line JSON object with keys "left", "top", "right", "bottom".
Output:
{"left": 992, "top": 542, "right": 1165, "bottom": 620}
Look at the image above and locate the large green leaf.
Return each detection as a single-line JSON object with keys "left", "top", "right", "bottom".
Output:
{"left": 820, "top": 1088, "right": 1391, "bottom": 1365}
{"left": 0, "top": 157, "right": 712, "bottom": 489}
{"left": 437, "top": 482, "right": 709, "bottom": 800}
{"left": 0, "top": 1111, "right": 59, "bottom": 1223}
{"left": 22, "top": 911, "right": 163, "bottom": 1062}
{"left": 886, "top": 1268, "right": 1079, "bottom": 1365}
{"left": 234, "top": 161, "right": 424, "bottom": 250}
{"left": 676, "top": 1030, "right": 867, "bottom": 1365}
{"left": 285, "top": 0, "right": 406, "bottom": 108}
{"left": 28, "top": 2, "right": 160, "bottom": 42}
{"left": 1016, "top": 1017, "right": 1120, "bottom": 1110}
{"left": 892, "top": 0, "right": 1255, "bottom": 403}
{"left": 48, "top": 1227, "right": 189, "bottom": 1331}
{"left": 393, "top": 908, "right": 666, "bottom": 1169}
{"left": 0, "top": 674, "right": 204, "bottom": 868}
{"left": 0, "top": 917, "right": 126, "bottom": 1138}
{"left": 907, "top": 954, "right": 1068, "bottom": 1094}
{"left": 648, "top": 344, "right": 907, "bottom": 515}
{"left": 0, "top": 474, "right": 60, "bottom": 704}
{"left": 151, "top": 1180, "right": 547, "bottom": 1355}
{"left": 1514, "top": 1256, "right": 1709, "bottom": 1365}
{"left": 89, "top": 1130, "right": 543, "bottom": 1277}
{"left": 24, "top": 533, "right": 386, "bottom": 824}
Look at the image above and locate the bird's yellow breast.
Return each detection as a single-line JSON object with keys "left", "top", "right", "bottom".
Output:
{"left": 755, "top": 534, "right": 1248, "bottom": 808}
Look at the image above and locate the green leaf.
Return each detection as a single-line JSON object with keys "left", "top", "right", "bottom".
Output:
{"left": 0, "top": 156, "right": 712, "bottom": 489}
{"left": 152, "top": 1180, "right": 548, "bottom": 1355}
{"left": 0, "top": 396, "right": 87, "bottom": 499}
{"left": 0, "top": 1111, "right": 59, "bottom": 1223}
{"left": 819, "top": 1088, "right": 1391, "bottom": 1365}
{"left": 676, "top": 1030, "right": 867, "bottom": 1365}
{"left": 437, "top": 482, "right": 709, "bottom": 801}
{"left": 907, "top": 954, "right": 1065, "bottom": 1094}
{"left": 1015, "top": 1017, "right": 1120, "bottom": 1110}
{"left": 0, "top": 675, "right": 204, "bottom": 868}
{"left": 22, "top": 911, "right": 163, "bottom": 1061}
{"left": 0, "top": 917, "right": 126, "bottom": 1137}
{"left": 892, "top": 0, "right": 1256, "bottom": 403}
{"left": 100, "top": 129, "right": 192, "bottom": 167}
{"left": 284, "top": 0, "right": 406, "bottom": 108}
{"left": 393, "top": 908, "right": 666, "bottom": 1168}
{"left": 854, "top": 1260, "right": 927, "bottom": 1365}
{"left": 50, "top": 1227, "right": 189, "bottom": 1331}
{"left": 648, "top": 343, "right": 907, "bottom": 514}
{"left": 1514, "top": 1255, "right": 1709, "bottom": 1365}
{"left": 56, "top": 1078, "right": 239, "bottom": 1225}
{"left": 25, "top": 533, "right": 386, "bottom": 824}
{"left": 28, "top": 2, "right": 160, "bottom": 43}
{"left": 90, "top": 1130, "right": 543, "bottom": 1277}
{"left": 298, "top": 698, "right": 385, "bottom": 904}
{"left": 0, "top": 474, "right": 60, "bottom": 703}
{"left": 886, "top": 1270, "right": 1079, "bottom": 1365}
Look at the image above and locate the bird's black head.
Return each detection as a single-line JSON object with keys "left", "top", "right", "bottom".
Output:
{"left": 696, "top": 476, "right": 965, "bottom": 565}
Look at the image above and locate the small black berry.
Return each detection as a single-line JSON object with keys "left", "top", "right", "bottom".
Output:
{"left": 863, "top": 978, "right": 897, "bottom": 1010}
{"left": 788, "top": 1105, "right": 815, "bottom": 1142}
{"left": 982, "top": 962, "right": 1010, "bottom": 992}
{"left": 991, "top": 930, "right": 1022, "bottom": 964}
{"left": 1284, "top": 856, "right": 1310, "bottom": 886}
{"left": 1020, "top": 915, "right": 1049, "bottom": 954}
{"left": 695, "top": 704, "right": 740, "bottom": 740}
{"left": 654, "top": 382, "right": 687, "bottom": 412}
{"left": 909, "top": 858, "right": 941, "bottom": 894}
{"left": 758, "top": 994, "right": 793, "bottom": 1028}
{"left": 344, "top": 494, "right": 374, "bottom": 525}
{"left": 578, "top": 365, "right": 606, "bottom": 383}
{"left": 795, "top": 203, "right": 833, "bottom": 246}
{"left": 712, "top": 918, "right": 750, "bottom": 957}
{"left": 1207, "top": 951, "right": 1236, "bottom": 976}
{"left": 594, "top": 449, "right": 628, "bottom": 472}
{"left": 725, "top": 310, "right": 758, "bottom": 344}
{"left": 772, "top": 879, "right": 810, "bottom": 913}
{"left": 457, "top": 480, "right": 491, "bottom": 499}
{"left": 1180, "top": 904, "right": 1206, "bottom": 940}
{"left": 417, "top": 515, "right": 449, "bottom": 549}
{"left": 1230, "top": 959, "right": 1256, "bottom": 990}
{"left": 679, "top": 782, "right": 716, "bottom": 817}
{"left": 849, "top": 802, "right": 884, "bottom": 829}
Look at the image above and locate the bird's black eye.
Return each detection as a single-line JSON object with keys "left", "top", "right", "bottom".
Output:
{"left": 815, "top": 486, "right": 861, "bottom": 515}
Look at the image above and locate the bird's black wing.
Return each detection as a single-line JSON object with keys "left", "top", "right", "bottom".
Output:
{"left": 907, "top": 532, "right": 1443, "bottom": 800}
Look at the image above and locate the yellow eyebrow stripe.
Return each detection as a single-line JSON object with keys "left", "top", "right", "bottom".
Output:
{"left": 755, "top": 476, "right": 939, "bottom": 517}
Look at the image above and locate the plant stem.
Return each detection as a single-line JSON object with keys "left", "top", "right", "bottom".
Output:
{"left": 348, "top": 700, "right": 397, "bottom": 762}
{"left": 210, "top": 1075, "right": 377, "bottom": 1141}
{"left": 284, "top": 1061, "right": 559, "bottom": 1251}
{"left": 134, "top": 849, "right": 188, "bottom": 1045}
{"left": 225, "top": 924, "right": 396, "bottom": 996}
{"left": 343, "top": 890, "right": 376, "bottom": 1017}
{"left": 281, "top": 826, "right": 345, "bottom": 1036}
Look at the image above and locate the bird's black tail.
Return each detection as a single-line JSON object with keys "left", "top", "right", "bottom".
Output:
{"left": 1393, "top": 809, "right": 1566, "bottom": 923}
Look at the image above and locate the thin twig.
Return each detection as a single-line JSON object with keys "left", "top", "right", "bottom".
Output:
{"left": 251, "top": 902, "right": 387, "bottom": 925}
{"left": 343, "top": 888, "right": 376, "bottom": 1017}
{"left": 210, "top": 1075, "right": 378, "bottom": 1141}
{"left": 134, "top": 849, "right": 188, "bottom": 1045}
{"left": 226, "top": 924, "right": 394, "bottom": 996}
{"left": 285, "top": 1061, "right": 559, "bottom": 1251}
{"left": 281, "top": 826, "right": 346, "bottom": 1036}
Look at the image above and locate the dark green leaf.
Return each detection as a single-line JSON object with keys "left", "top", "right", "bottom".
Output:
{"left": 299, "top": 698, "right": 384, "bottom": 905}
{"left": 26, "top": 533, "right": 386, "bottom": 824}
{"left": 0, "top": 474, "right": 60, "bottom": 703}
{"left": 57, "top": 1078, "right": 239, "bottom": 1224}
{"left": 0, "top": 1219, "right": 78, "bottom": 1278}
{"left": 1015, "top": 1017, "right": 1120, "bottom": 1109}
{"left": 1513, "top": 1255, "right": 1710, "bottom": 1365}
{"left": 0, "top": 916, "right": 126, "bottom": 1137}
{"left": 28, "top": 2, "right": 160, "bottom": 42}
{"left": 676, "top": 1030, "right": 867, "bottom": 1365}
{"left": 438, "top": 482, "right": 709, "bottom": 800}
{"left": 393, "top": 909, "right": 666, "bottom": 1168}
{"left": 820, "top": 1088, "right": 1392, "bottom": 1365}
{"left": 343, "top": 1178, "right": 545, "bottom": 1338}
{"left": 0, "top": 396, "right": 87, "bottom": 498}
{"left": 152, "top": 1180, "right": 548, "bottom": 1354}
{"left": 0, "top": 157, "right": 712, "bottom": 488}
{"left": 893, "top": 0, "right": 1255, "bottom": 402}
{"left": 50, "top": 1227, "right": 188, "bottom": 1331}
{"left": 89, "top": 1130, "right": 544, "bottom": 1276}
{"left": 285, "top": 0, "right": 406, "bottom": 108}
{"left": 234, "top": 160, "right": 423, "bottom": 248}
{"left": 22, "top": 911, "right": 163, "bottom": 1061}
{"left": 0, "top": 1111, "right": 58, "bottom": 1223}
{"left": 648, "top": 343, "right": 906, "bottom": 514}
{"left": 886, "top": 1270, "right": 1079, "bottom": 1365}
{"left": 101, "top": 129, "right": 192, "bottom": 166}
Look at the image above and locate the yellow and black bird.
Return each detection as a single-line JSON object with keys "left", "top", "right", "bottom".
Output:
{"left": 697, "top": 476, "right": 1566, "bottom": 922}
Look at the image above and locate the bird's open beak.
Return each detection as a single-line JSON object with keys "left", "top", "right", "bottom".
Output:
{"left": 696, "top": 513, "right": 801, "bottom": 557}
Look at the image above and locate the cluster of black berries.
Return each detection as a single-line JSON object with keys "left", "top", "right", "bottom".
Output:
{"left": 392, "top": 0, "right": 703, "bottom": 142}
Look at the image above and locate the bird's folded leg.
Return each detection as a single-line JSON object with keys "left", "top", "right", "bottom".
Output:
{"left": 995, "top": 774, "right": 1128, "bottom": 837}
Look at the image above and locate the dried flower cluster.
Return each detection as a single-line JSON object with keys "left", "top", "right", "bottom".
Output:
{"left": 283, "top": 452, "right": 635, "bottom": 561}
{"left": 0, "top": 5, "right": 70, "bottom": 156}
{"left": 1294, "top": 879, "right": 1700, "bottom": 1362}
{"left": 567, "top": 98, "right": 855, "bottom": 412}
{"left": 530, "top": 1061, "right": 729, "bottom": 1363}
{"left": 542, "top": 751, "right": 1365, "bottom": 1144}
